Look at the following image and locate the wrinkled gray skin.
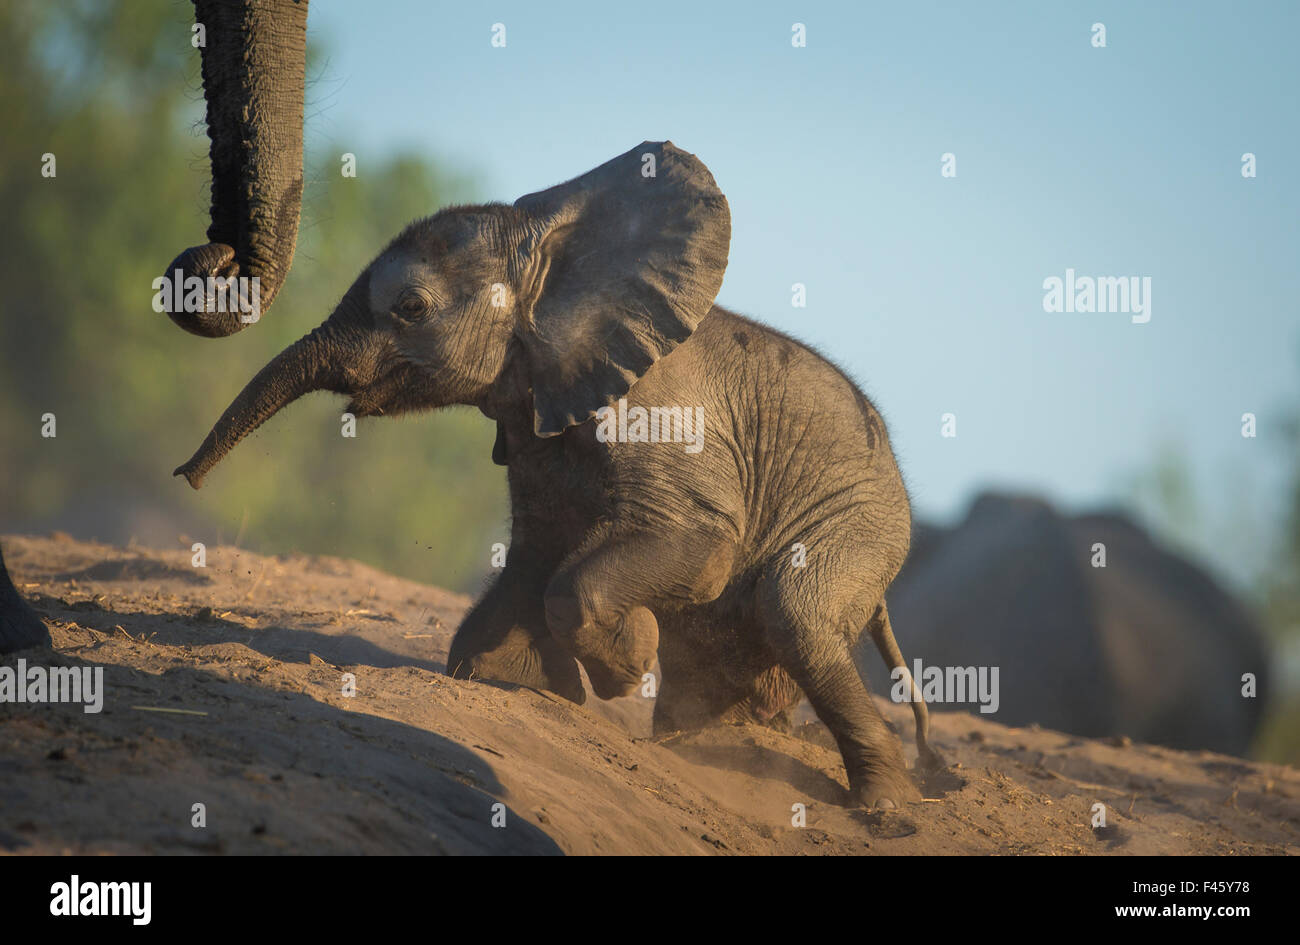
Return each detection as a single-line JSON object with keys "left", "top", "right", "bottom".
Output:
{"left": 1, "top": 0, "right": 308, "bottom": 653}
{"left": 865, "top": 492, "right": 1271, "bottom": 756}
{"left": 175, "top": 141, "right": 941, "bottom": 807}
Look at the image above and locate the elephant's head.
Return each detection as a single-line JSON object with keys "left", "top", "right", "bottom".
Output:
{"left": 163, "top": 0, "right": 309, "bottom": 336}
{"left": 175, "top": 141, "right": 731, "bottom": 487}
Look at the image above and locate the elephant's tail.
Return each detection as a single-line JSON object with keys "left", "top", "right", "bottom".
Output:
{"left": 868, "top": 601, "right": 945, "bottom": 771}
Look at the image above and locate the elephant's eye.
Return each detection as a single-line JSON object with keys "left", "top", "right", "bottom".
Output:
{"left": 394, "top": 292, "right": 430, "bottom": 322}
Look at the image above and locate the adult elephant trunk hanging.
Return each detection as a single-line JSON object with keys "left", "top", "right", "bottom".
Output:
{"left": 162, "top": 0, "right": 308, "bottom": 337}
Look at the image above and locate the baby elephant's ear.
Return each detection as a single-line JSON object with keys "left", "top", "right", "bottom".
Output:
{"left": 513, "top": 141, "right": 730, "bottom": 436}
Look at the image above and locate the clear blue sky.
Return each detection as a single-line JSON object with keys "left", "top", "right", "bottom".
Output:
{"left": 303, "top": 0, "right": 1299, "bottom": 580}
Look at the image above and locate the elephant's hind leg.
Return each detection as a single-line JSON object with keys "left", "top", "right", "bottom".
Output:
{"left": 756, "top": 570, "right": 919, "bottom": 809}
{"left": 868, "top": 601, "right": 945, "bottom": 770}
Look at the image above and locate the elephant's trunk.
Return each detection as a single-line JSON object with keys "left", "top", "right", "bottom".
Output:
{"left": 175, "top": 319, "right": 357, "bottom": 489}
{"left": 164, "top": 0, "right": 309, "bottom": 337}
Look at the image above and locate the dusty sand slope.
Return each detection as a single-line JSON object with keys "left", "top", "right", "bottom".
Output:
{"left": 1, "top": 533, "right": 1297, "bottom": 855}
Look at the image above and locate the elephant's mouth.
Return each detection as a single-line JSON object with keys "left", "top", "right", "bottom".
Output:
{"left": 345, "top": 362, "right": 436, "bottom": 419}
{"left": 343, "top": 391, "right": 385, "bottom": 418}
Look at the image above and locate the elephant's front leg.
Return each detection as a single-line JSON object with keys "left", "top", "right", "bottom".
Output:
{"left": 446, "top": 566, "right": 585, "bottom": 704}
{"left": 0, "top": 546, "right": 50, "bottom": 654}
{"left": 543, "top": 526, "right": 736, "bottom": 701}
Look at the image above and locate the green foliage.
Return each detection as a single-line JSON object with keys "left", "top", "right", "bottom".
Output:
{"left": 1251, "top": 411, "right": 1300, "bottom": 763}
{"left": 1261, "top": 415, "right": 1300, "bottom": 631}
{"left": 1125, "top": 404, "right": 1300, "bottom": 764}
{"left": 0, "top": 0, "right": 506, "bottom": 592}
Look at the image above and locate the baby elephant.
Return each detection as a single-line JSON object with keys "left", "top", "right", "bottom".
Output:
{"left": 175, "top": 142, "right": 939, "bottom": 807}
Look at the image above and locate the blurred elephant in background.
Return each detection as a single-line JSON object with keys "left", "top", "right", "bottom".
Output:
{"left": 861, "top": 492, "right": 1271, "bottom": 756}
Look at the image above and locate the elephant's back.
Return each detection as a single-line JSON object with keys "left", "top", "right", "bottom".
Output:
{"left": 686, "top": 307, "right": 913, "bottom": 588}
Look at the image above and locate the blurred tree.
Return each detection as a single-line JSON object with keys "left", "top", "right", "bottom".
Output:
{"left": 1253, "top": 408, "right": 1300, "bottom": 762}
{"left": 1262, "top": 415, "right": 1300, "bottom": 630}
{"left": 1125, "top": 440, "right": 1203, "bottom": 559}
{"left": 0, "top": 0, "right": 507, "bottom": 593}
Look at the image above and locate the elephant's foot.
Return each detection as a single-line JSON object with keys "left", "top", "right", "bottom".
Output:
{"left": 0, "top": 594, "right": 50, "bottom": 654}
{"left": 571, "top": 609, "right": 659, "bottom": 701}
{"left": 447, "top": 628, "right": 586, "bottom": 705}
{"left": 849, "top": 764, "right": 922, "bottom": 809}
{"left": 545, "top": 596, "right": 659, "bottom": 701}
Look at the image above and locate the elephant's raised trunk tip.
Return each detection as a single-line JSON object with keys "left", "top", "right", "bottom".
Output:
{"left": 175, "top": 424, "right": 228, "bottom": 489}
{"left": 172, "top": 320, "right": 352, "bottom": 491}
{"left": 174, "top": 458, "right": 208, "bottom": 491}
